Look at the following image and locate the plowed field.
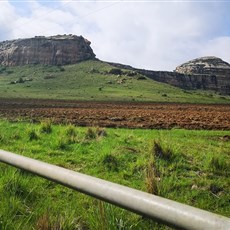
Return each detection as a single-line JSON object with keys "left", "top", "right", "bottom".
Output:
{"left": 0, "top": 98, "right": 229, "bottom": 130}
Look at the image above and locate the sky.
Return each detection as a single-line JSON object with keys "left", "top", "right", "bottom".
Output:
{"left": 0, "top": 0, "right": 230, "bottom": 70}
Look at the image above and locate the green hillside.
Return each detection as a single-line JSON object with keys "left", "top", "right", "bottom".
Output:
{"left": 0, "top": 60, "right": 229, "bottom": 103}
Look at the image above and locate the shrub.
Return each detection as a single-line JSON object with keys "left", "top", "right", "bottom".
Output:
{"left": 6, "top": 70, "right": 13, "bottom": 74}
{"left": 17, "top": 77, "right": 25, "bottom": 83}
{"left": 108, "top": 68, "right": 122, "bottom": 75}
{"left": 59, "top": 66, "right": 65, "bottom": 72}
{"left": 136, "top": 76, "right": 146, "bottom": 80}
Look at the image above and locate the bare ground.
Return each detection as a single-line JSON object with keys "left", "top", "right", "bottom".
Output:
{"left": 0, "top": 98, "right": 229, "bottom": 130}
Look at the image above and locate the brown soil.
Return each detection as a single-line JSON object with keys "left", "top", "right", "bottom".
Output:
{"left": 0, "top": 98, "right": 229, "bottom": 130}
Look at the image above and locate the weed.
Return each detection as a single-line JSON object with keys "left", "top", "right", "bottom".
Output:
{"left": 40, "top": 120, "right": 52, "bottom": 134}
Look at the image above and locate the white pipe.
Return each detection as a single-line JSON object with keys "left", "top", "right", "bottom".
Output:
{"left": 0, "top": 149, "right": 229, "bottom": 230}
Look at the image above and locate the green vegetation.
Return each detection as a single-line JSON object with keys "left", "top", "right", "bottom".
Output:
{"left": 0, "top": 60, "right": 229, "bottom": 103}
{"left": 0, "top": 120, "right": 229, "bottom": 229}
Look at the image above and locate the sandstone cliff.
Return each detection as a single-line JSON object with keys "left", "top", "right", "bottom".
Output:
{"left": 107, "top": 56, "right": 230, "bottom": 95}
{"left": 175, "top": 56, "right": 230, "bottom": 75}
{"left": 0, "top": 34, "right": 95, "bottom": 66}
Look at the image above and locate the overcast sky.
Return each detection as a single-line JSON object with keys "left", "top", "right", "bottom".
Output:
{"left": 0, "top": 0, "right": 230, "bottom": 70}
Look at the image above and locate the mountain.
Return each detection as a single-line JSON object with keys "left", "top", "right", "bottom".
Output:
{"left": 0, "top": 35, "right": 229, "bottom": 95}
{"left": 0, "top": 34, "right": 95, "bottom": 66}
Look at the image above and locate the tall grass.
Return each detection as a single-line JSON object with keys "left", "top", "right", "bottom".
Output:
{"left": 0, "top": 120, "right": 229, "bottom": 229}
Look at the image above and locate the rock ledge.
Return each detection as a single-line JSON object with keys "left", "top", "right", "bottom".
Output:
{"left": 0, "top": 34, "right": 96, "bottom": 66}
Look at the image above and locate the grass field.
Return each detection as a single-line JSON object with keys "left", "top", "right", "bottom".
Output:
{"left": 0, "top": 120, "right": 229, "bottom": 229}
{"left": 0, "top": 60, "right": 229, "bottom": 103}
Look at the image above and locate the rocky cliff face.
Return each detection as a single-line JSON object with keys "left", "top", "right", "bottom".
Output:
{"left": 173, "top": 56, "right": 230, "bottom": 94}
{"left": 175, "top": 56, "right": 230, "bottom": 75}
{"left": 107, "top": 56, "right": 230, "bottom": 95}
{"left": 0, "top": 34, "right": 95, "bottom": 66}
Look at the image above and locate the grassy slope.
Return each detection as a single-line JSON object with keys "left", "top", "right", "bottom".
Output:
{"left": 0, "top": 60, "right": 229, "bottom": 103}
{"left": 0, "top": 120, "right": 229, "bottom": 229}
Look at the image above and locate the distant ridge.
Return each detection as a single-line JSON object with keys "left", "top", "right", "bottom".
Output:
{"left": 107, "top": 56, "right": 230, "bottom": 95}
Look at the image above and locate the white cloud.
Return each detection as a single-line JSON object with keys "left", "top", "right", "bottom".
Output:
{"left": 0, "top": 2, "right": 17, "bottom": 40}
{"left": 199, "top": 37, "right": 230, "bottom": 64}
{"left": 0, "top": 1, "right": 230, "bottom": 70}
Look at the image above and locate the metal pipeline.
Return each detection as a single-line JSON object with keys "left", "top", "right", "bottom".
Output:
{"left": 0, "top": 149, "right": 229, "bottom": 230}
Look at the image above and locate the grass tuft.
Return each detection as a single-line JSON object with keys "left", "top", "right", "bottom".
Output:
{"left": 0, "top": 134, "right": 4, "bottom": 143}
{"left": 210, "top": 155, "right": 228, "bottom": 171}
{"left": 102, "top": 154, "right": 119, "bottom": 172}
{"left": 96, "top": 127, "right": 107, "bottom": 137}
{"left": 153, "top": 140, "right": 173, "bottom": 161}
{"left": 85, "top": 128, "right": 97, "bottom": 139}
{"left": 40, "top": 120, "right": 52, "bottom": 134}
{"left": 146, "top": 161, "right": 159, "bottom": 195}
{"left": 65, "top": 125, "right": 77, "bottom": 138}
{"left": 28, "top": 129, "right": 39, "bottom": 141}
{"left": 36, "top": 213, "right": 62, "bottom": 230}
{"left": 65, "top": 125, "right": 78, "bottom": 144}
{"left": 56, "top": 138, "right": 69, "bottom": 150}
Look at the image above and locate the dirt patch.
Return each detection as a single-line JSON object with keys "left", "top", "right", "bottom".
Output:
{"left": 0, "top": 98, "right": 229, "bottom": 130}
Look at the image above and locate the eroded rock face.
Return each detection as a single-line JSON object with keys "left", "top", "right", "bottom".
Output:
{"left": 0, "top": 34, "right": 95, "bottom": 66}
{"left": 173, "top": 57, "right": 230, "bottom": 94}
{"left": 175, "top": 56, "right": 230, "bottom": 75}
{"left": 107, "top": 56, "right": 230, "bottom": 95}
